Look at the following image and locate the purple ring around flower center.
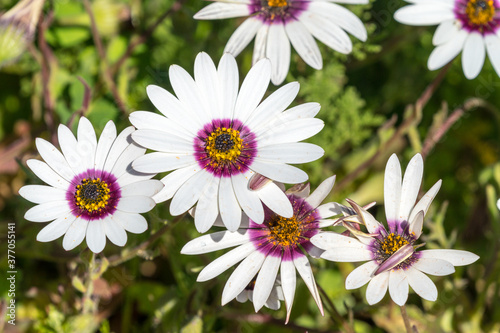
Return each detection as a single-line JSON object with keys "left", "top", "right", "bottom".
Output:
{"left": 248, "top": 194, "right": 320, "bottom": 260}
{"left": 248, "top": 0, "right": 310, "bottom": 24}
{"left": 66, "top": 169, "right": 121, "bottom": 221}
{"left": 454, "top": 0, "right": 500, "bottom": 35}
{"left": 193, "top": 118, "right": 257, "bottom": 178}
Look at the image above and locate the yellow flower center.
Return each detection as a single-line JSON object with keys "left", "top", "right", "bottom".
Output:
{"left": 268, "top": 216, "right": 301, "bottom": 247}
{"left": 205, "top": 127, "right": 243, "bottom": 166}
{"left": 380, "top": 233, "right": 409, "bottom": 256}
{"left": 267, "top": 0, "right": 287, "bottom": 7}
{"left": 466, "top": 0, "right": 495, "bottom": 26}
{"left": 74, "top": 178, "right": 111, "bottom": 213}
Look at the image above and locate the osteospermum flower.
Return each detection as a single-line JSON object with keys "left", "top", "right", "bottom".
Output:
{"left": 181, "top": 176, "right": 351, "bottom": 322}
{"left": 194, "top": 0, "right": 368, "bottom": 85}
{"left": 130, "top": 52, "right": 324, "bottom": 232}
{"left": 394, "top": 0, "right": 500, "bottom": 79}
{"left": 236, "top": 277, "right": 285, "bottom": 310}
{"left": 311, "top": 154, "right": 479, "bottom": 306}
{"left": 19, "top": 118, "right": 162, "bottom": 253}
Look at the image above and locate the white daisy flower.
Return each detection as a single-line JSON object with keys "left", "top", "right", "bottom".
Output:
{"left": 130, "top": 52, "right": 324, "bottom": 233}
{"left": 311, "top": 154, "right": 479, "bottom": 306}
{"left": 194, "top": 0, "right": 368, "bottom": 85}
{"left": 181, "top": 176, "right": 351, "bottom": 322}
{"left": 19, "top": 118, "right": 162, "bottom": 253}
{"left": 236, "top": 277, "right": 285, "bottom": 310}
{"left": 394, "top": 0, "right": 500, "bottom": 79}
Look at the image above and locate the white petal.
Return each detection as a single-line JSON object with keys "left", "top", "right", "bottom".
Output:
{"left": 384, "top": 154, "right": 402, "bottom": 227}
{"left": 116, "top": 196, "right": 156, "bottom": 214}
{"left": 432, "top": 19, "right": 459, "bottom": 46}
{"left": 428, "top": 30, "right": 468, "bottom": 70}
{"left": 293, "top": 254, "right": 323, "bottom": 315}
{"left": 194, "top": 2, "right": 251, "bottom": 19}
{"left": 320, "top": 247, "right": 373, "bottom": 262}
{"left": 462, "top": 32, "right": 485, "bottom": 80}
{"left": 233, "top": 58, "right": 271, "bottom": 124}
{"left": 36, "top": 214, "right": 76, "bottom": 242}
{"left": 419, "top": 249, "right": 479, "bottom": 266}
{"left": 266, "top": 22, "right": 291, "bottom": 85}
{"left": 221, "top": 250, "right": 266, "bottom": 305}
{"left": 346, "top": 260, "right": 378, "bottom": 289}
{"left": 86, "top": 220, "right": 106, "bottom": 253}
{"left": 218, "top": 53, "right": 239, "bottom": 119}
{"left": 394, "top": 4, "right": 455, "bottom": 26}
{"left": 315, "top": 202, "right": 345, "bottom": 219}
{"left": 197, "top": 242, "right": 256, "bottom": 281}
{"left": 253, "top": 254, "right": 281, "bottom": 311}
{"left": 232, "top": 172, "right": 264, "bottom": 224}
{"left": 19, "top": 185, "right": 66, "bottom": 204}
{"left": 132, "top": 152, "right": 196, "bottom": 174}
{"left": 225, "top": 17, "right": 262, "bottom": 57}
{"left": 62, "top": 218, "right": 88, "bottom": 250}
{"left": 58, "top": 124, "right": 85, "bottom": 175}
{"left": 282, "top": 102, "right": 321, "bottom": 120}
{"left": 112, "top": 210, "right": 148, "bottom": 234}
{"left": 412, "top": 257, "right": 455, "bottom": 276}
{"left": 399, "top": 154, "right": 423, "bottom": 223}
{"left": 120, "top": 180, "right": 164, "bottom": 198}
{"left": 306, "top": 175, "right": 336, "bottom": 208}
{"left": 308, "top": 2, "right": 367, "bottom": 41}
{"left": 250, "top": 160, "right": 308, "bottom": 183}
{"left": 111, "top": 142, "right": 146, "bottom": 179}
{"left": 103, "top": 218, "right": 127, "bottom": 246}
{"left": 388, "top": 270, "right": 409, "bottom": 306}
{"left": 26, "top": 160, "right": 70, "bottom": 190}
{"left": 94, "top": 121, "right": 117, "bottom": 171}
{"left": 194, "top": 176, "right": 220, "bottom": 233}
{"left": 406, "top": 267, "right": 438, "bottom": 301}
{"left": 299, "top": 13, "right": 352, "bottom": 54}
{"left": 219, "top": 177, "right": 242, "bottom": 231}
{"left": 408, "top": 180, "right": 442, "bottom": 223}
{"left": 35, "top": 138, "right": 75, "bottom": 182}
{"left": 131, "top": 129, "right": 193, "bottom": 153}
{"left": 153, "top": 165, "right": 200, "bottom": 203}
{"left": 253, "top": 24, "right": 268, "bottom": 64}
{"left": 102, "top": 126, "right": 135, "bottom": 173}
{"left": 236, "top": 291, "right": 249, "bottom": 303}
{"left": 129, "top": 111, "right": 192, "bottom": 141}
{"left": 257, "top": 118, "right": 325, "bottom": 147}
{"left": 311, "top": 232, "right": 366, "bottom": 250}
{"left": 170, "top": 170, "right": 212, "bottom": 215}
{"left": 366, "top": 271, "right": 389, "bottom": 305}
{"left": 285, "top": 20, "right": 322, "bottom": 69}
{"left": 76, "top": 117, "right": 97, "bottom": 171}
{"left": 485, "top": 34, "right": 500, "bottom": 77}
{"left": 25, "top": 201, "right": 70, "bottom": 222}
{"left": 280, "top": 255, "right": 296, "bottom": 323}
{"left": 255, "top": 143, "right": 324, "bottom": 164}
{"left": 181, "top": 230, "right": 249, "bottom": 254}
{"left": 255, "top": 181, "right": 293, "bottom": 218}
{"left": 409, "top": 210, "right": 424, "bottom": 239}
{"left": 194, "top": 52, "right": 222, "bottom": 119}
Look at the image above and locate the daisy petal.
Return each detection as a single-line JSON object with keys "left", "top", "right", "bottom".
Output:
{"left": 36, "top": 214, "right": 76, "bottom": 242}
{"left": 394, "top": 4, "right": 455, "bottom": 26}
{"left": 25, "top": 201, "right": 70, "bottom": 222}
{"left": 320, "top": 247, "right": 373, "bottom": 262}
{"left": 170, "top": 170, "right": 212, "bottom": 215}
{"left": 366, "top": 271, "right": 389, "bottom": 305}
{"left": 232, "top": 172, "right": 265, "bottom": 224}
{"left": 306, "top": 175, "right": 336, "bottom": 208}
{"left": 384, "top": 154, "right": 402, "bottom": 231}
{"left": 428, "top": 30, "right": 468, "bottom": 70}
{"left": 413, "top": 257, "right": 455, "bottom": 276}
{"left": 102, "top": 127, "right": 135, "bottom": 173}
{"left": 195, "top": 52, "right": 222, "bottom": 119}
{"left": 58, "top": 124, "right": 85, "bottom": 174}
{"left": 86, "top": 220, "right": 106, "bottom": 253}
{"left": 281, "top": 250, "right": 297, "bottom": 324}
{"left": 432, "top": 19, "right": 459, "bottom": 46}
{"left": 253, "top": 24, "right": 268, "bottom": 64}
{"left": 308, "top": 2, "right": 367, "bottom": 41}
{"left": 419, "top": 249, "right": 479, "bottom": 266}
{"left": 116, "top": 196, "right": 156, "bottom": 214}
{"left": 409, "top": 210, "right": 424, "bottom": 239}
{"left": 256, "top": 143, "right": 324, "bottom": 164}
{"left": 399, "top": 153, "right": 423, "bottom": 222}
{"left": 26, "top": 160, "right": 69, "bottom": 190}
{"left": 218, "top": 53, "right": 239, "bottom": 119}
{"left": 346, "top": 260, "right": 378, "bottom": 289}
{"left": 250, "top": 160, "right": 308, "bottom": 184}
{"left": 285, "top": 20, "right": 322, "bottom": 69}
{"left": 225, "top": 17, "right": 262, "bottom": 57}
{"left": 388, "top": 269, "right": 409, "bottom": 306}
{"left": 132, "top": 152, "right": 196, "bottom": 174}
{"left": 293, "top": 254, "right": 323, "bottom": 315}
{"left": 112, "top": 143, "right": 146, "bottom": 179}
{"left": 120, "top": 180, "right": 164, "bottom": 198}
{"left": 94, "top": 121, "right": 117, "bottom": 171}
{"left": 129, "top": 111, "right": 192, "bottom": 141}
{"left": 253, "top": 251, "right": 281, "bottom": 311}
{"left": 485, "top": 34, "right": 500, "bottom": 76}
{"left": 131, "top": 129, "right": 193, "bottom": 153}
{"left": 35, "top": 138, "right": 75, "bottom": 182}
{"left": 194, "top": 2, "right": 251, "bottom": 19}
{"left": 181, "top": 230, "right": 249, "bottom": 254}
{"left": 103, "top": 218, "right": 127, "bottom": 246}
{"left": 219, "top": 177, "right": 242, "bottom": 231}
{"left": 299, "top": 14, "right": 353, "bottom": 54}
{"left": 408, "top": 180, "right": 442, "bottom": 224}
{"left": 76, "top": 117, "right": 97, "bottom": 171}
{"left": 62, "top": 218, "right": 88, "bottom": 251}
{"left": 111, "top": 211, "right": 148, "bottom": 234}
{"left": 311, "top": 232, "right": 366, "bottom": 250}
{"left": 197, "top": 242, "right": 256, "bottom": 281}
{"left": 257, "top": 118, "right": 325, "bottom": 146}
{"left": 194, "top": 177, "right": 220, "bottom": 233}
{"left": 267, "top": 22, "right": 291, "bottom": 85}
{"left": 462, "top": 32, "right": 485, "bottom": 80}
{"left": 154, "top": 165, "right": 200, "bottom": 203}
{"left": 19, "top": 185, "right": 66, "bottom": 204}
{"left": 406, "top": 267, "right": 438, "bottom": 301}
{"left": 255, "top": 181, "right": 293, "bottom": 218}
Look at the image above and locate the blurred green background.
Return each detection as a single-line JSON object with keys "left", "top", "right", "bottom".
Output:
{"left": 1, "top": 0, "right": 500, "bottom": 332}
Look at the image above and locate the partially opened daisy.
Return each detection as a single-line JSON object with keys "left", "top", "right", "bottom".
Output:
{"left": 311, "top": 154, "right": 479, "bottom": 306}
{"left": 181, "top": 176, "right": 348, "bottom": 322}
{"left": 194, "top": 0, "right": 368, "bottom": 85}
{"left": 394, "top": 0, "right": 500, "bottom": 79}
{"left": 19, "top": 118, "right": 162, "bottom": 253}
{"left": 130, "top": 52, "right": 324, "bottom": 233}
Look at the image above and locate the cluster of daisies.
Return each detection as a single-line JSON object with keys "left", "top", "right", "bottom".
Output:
{"left": 20, "top": 51, "right": 478, "bottom": 321}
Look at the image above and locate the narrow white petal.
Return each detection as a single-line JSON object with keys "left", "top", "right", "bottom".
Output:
{"left": 112, "top": 211, "right": 148, "bottom": 234}
{"left": 388, "top": 270, "right": 409, "bottom": 306}
{"left": 485, "top": 34, "right": 500, "bottom": 77}
{"left": 285, "top": 20, "right": 322, "bottom": 69}
{"left": 366, "top": 271, "right": 389, "bottom": 305}
{"left": 116, "top": 196, "right": 156, "bottom": 214}
{"left": 236, "top": 291, "right": 249, "bottom": 303}
{"left": 413, "top": 257, "right": 455, "bottom": 276}
{"left": 36, "top": 138, "right": 75, "bottom": 182}
{"left": 432, "top": 19, "right": 459, "bottom": 46}
{"left": 36, "top": 214, "right": 76, "bottom": 242}
{"left": 131, "top": 130, "right": 193, "bottom": 153}
{"left": 256, "top": 143, "right": 324, "bottom": 164}
{"left": 62, "top": 218, "right": 88, "bottom": 250}
{"left": 225, "top": 17, "right": 262, "bottom": 57}
{"left": 408, "top": 180, "right": 442, "bottom": 223}
{"left": 394, "top": 4, "right": 455, "bottom": 26}
{"left": 116, "top": 169, "right": 155, "bottom": 188}
{"left": 253, "top": 254, "right": 281, "bottom": 311}
{"left": 266, "top": 22, "right": 291, "bottom": 85}
{"left": 221, "top": 250, "right": 266, "bottom": 305}
{"left": 112, "top": 142, "right": 147, "bottom": 179}
{"left": 94, "top": 121, "right": 117, "bottom": 171}
{"left": 197, "top": 242, "right": 256, "bottom": 281}
{"left": 102, "top": 126, "right": 135, "bottom": 173}
{"left": 346, "top": 260, "right": 378, "bottom": 289}
{"left": 120, "top": 180, "right": 164, "bottom": 198}
{"left": 419, "top": 249, "right": 479, "bottom": 266}
{"left": 293, "top": 254, "right": 323, "bottom": 315}
{"left": 153, "top": 165, "right": 200, "bottom": 203}
{"left": 257, "top": 118, "right": 325, "bottom": 147}
{"left": 194, "top": 2, "right": 251, "bottom": 19}
{"left": 320, "top": 247, "right": 373, "bottom": 262}
{"left": 181, "top": 230, "right": 249, "bottom": 254}
{"left": 281, "top": 256, "right": 296, "bottom": 323}
{"left": 255, "top": 181, "right": 293, "bottom": 218}
{"left": 25, "top": 201, "right": 70, "bottom": 222}
{"left": 409, "top": 210, "right": 424, "bottom": 239}
{"left": 129, "top": 111, "right": 192, "bottom": 141}
{"left": 315, "top": 202, "right": 345, "bottom": 219}
{"left": 308, "top": 2, "right": 367, "bottom": 41}
{"left": 384, "top": 154, "right": 402, "bottom": 226}
{"left": 281, "top": 102, "right": 321, "bottom": 120}
{"left": 86, "top": 220, "right": 106, "bottom": 253}
{"left": 250, "top": 160, "right": 308, "bottom": 184}
{"left": 26, "top": 159, "right": 70, "bottom": 190}
{"left": 19, "top": 185, "right": 66, "bottom": 204}
{"left": 232, "top": 172, "right": 264, "bottom": 224}
{"left": 219, "top": 177, "right": 242, "bottom": 231}
{"left": 299, "top": 14, "right": 352, "bottom": 54}
{"left": 58, "top": 124, "right": 86, "bottom": 175}
{"left": 170, "top": 170, "right": 212, "bottom": 215}
{"left": 306, "top": 175, "right": 336, "bottom": 208}
{"left": 428, "top": 30, "right": 468, "bottom": 70}
{"left": 462, "top": 32, "right": 486, "bottom": 79}
{"left": 194, "top": 52, "right": 222, "bottom": 119}
{"left": 218, "top": 53, "right": 239, "bottom": 119}
{"left": 76, "top": 117, "right": 97, "bottom": 171}
{"left": 194, "top": 177, "right": 220, "bottom": 233}
{"left": 399, "top": 154, "right": 423, "bottom": 222}
{"left": 253, "top": 24, "right": 268, "bottom": 64}
{"left": 311, "top": 232, "right": 366, "bottom": 250}
{"left": 132, "top": 152, "right": 196, "bottom": 174}
{"left": 103, "top": 218, "right": 127, "bottom": 246}
{"left": 406, "top": 267, "right": 438, "bottom": 301}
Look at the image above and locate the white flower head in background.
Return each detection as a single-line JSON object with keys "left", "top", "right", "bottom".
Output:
{"left": 311, "top": 154, "right": 479, "bottom": 306}
{"left": 181, "top": 176, "right": 347, "bottom": 322}
{"left": 394, "top": 0, "right": 500, "bottom": 79}
{"left": 19, "top": 118, "right": 162, "bottom": 253}
{"left": 236, "top": 277, "right": 285, "bottom": 310}
{"left": 194, "top": 0, "right": 368, "bottom": 85}
{"left": 130, "top": 52, "right": 324, "bottom": 233}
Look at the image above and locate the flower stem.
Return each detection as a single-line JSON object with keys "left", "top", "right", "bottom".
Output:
{"left": 317, "top": 284, "right": 354, "bottom": 333}
{"left": 400, "top": 305, "right": 414, "bottom": 333}
{"left": 82, "top": 252, "right": 96, "bottom": 314}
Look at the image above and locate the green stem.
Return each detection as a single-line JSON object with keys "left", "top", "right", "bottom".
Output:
{"left": 400, "top": 305, "right": 413, "bottom": 333}
{"left": 82, "top": 252, "right": 96, "bottom": 314}
{"left": 317, "top": 284, "right": 354, "bottom": 333}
